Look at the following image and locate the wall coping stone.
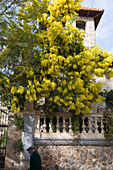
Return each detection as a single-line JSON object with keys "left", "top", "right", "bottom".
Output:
{"left": 35, "top": 138, "right": 113, "bottom": 146}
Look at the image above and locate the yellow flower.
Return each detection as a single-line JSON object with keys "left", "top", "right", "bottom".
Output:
{"left": 62, "top": 79, "right": 66, "bottom": 85}
{"left": 37, "top": 88, "right": 42, "bottom": 93}
{"left": 49, "top": 97, "right": 53, "bottom": 101}
{"left": 54, "top": 96, "right": 60, "bottom": 103}
{"left": 68, "top": 85, "right": 72, "bottom": 90}
{"left": 11, "top": 86, "right": 17, "bottom": 94}
{"left": 27, "top": 90, "right": 30, "bottom": 95}
{"left": 63, "top": 88, "right": 68, "bottom": 94}
{"left": 60, "top": 99, "right": 64, "bottom": 103}
{"left": 51, "top": 82, "right": 56, "bottom": 90}
{"left": 13, "top": 96, "right": 19, "bottom": 103}
{"left": 29, "top": 71, "right": 34, "bottom": 76}
{"left": 17, "top": 86, "right": 25, "bottom": 94}
{"left": 69, "top": 104, "right": 75, "bottom": 110}
{"left": 58, "top": 87, "right": 62, "bottom": 93}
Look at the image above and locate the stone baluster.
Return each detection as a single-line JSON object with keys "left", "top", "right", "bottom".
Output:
{"left": 0, "top": 111, "right": 1, "bottom": 123}
{"left": 2, "top": 114, "right": 3, "bottom": 124}
{"left": 5, "top": 115, "right": 6, "bottom": 124}
{"left": 2, "top": 113, "right": 4, "bottom": 124}
{"left": 3, "top": 114, "right": 5, "bottom": 124}
{"left": 94, "top": 116, "right": 99, "bottom": 133}
{"left": 0, "top": 112, "right": 2, "bottom": 123}
{"left": 100, "top": 116, "right": 104, "bottom": 134}
{"left": 63, "top": 116, "right": 66, "bottom": 133}
{"left": 56, "top": 116, "right": 60, "bottom": 133}
{"left": 4, "top": 114, "right": 6, "bottom": 124}
{"left": 6, "top": 114, "right": 8, "bottom": 125}
{"left": 43, "top": 117, "right": 47, "bottom": 132}
{"left": 49, "top": 118, "right": 53, "bottom": 133}
{"left": 69, "top": 117, "right": 73, "bottom": 133}
{"left": 34, "top": 113, "right": 41, "bottom": 138}
{"left": 82, "top": 117, "right": 86, "bottom": 133}
{"left": 1, "top": 113, "right": 3, "bottom": 124}
{"left": 88, "top": 117, "right": 92, "bottom": 133}
{"left": 37, "top": 114, "right": 40, "bottom": 133}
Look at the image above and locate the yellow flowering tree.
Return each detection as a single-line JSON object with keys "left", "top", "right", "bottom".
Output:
{"left": 0, "top": 0, "right": 113, "bottom": 115}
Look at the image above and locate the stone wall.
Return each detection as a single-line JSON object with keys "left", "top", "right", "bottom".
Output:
{"left": 96, "top": 76, "right": 113, "bottom": 92}
{"left": 75, "top": 17, "right": 96, "bottom": 47}
{"left": 38, "top": 145, "right": 113, "bottom": 170}
{"left": 5, "top": 116, "right": 21, "bottom": 170}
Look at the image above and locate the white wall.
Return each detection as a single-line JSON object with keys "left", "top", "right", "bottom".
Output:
{"left": 76, "top": 17, "right": 96, "bottom": 47}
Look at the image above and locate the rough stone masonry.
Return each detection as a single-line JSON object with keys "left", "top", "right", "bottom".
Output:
{"left": 38, "top": 145, "right": 113, "bottom": 170}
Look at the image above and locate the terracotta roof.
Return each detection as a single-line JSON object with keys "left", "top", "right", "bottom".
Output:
{"left": 81, "top": 6, "right": 104, "bottom": 12}
{"left": 77, "top": 7, "right": 104, "bottom": 30}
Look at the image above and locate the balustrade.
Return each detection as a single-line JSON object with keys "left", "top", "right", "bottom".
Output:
{"left": 0, "top": 109, "right": 8, "bottom": 125}
{"left": 81, "top": 114, "right": 104, "bottom": 138}
{"left": 34, "top": 112, "right": 106, "bottom": 139}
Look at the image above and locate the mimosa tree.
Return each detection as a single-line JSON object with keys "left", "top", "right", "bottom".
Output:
{"left": 0, "top": 0, "right": 113, "bottom": 115}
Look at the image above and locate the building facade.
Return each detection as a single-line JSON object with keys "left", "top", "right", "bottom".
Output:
{"left": 20, "top": 7, "right": 113, "bottom": 170}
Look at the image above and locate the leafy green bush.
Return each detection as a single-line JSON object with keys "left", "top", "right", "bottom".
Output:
{"left": 104, "top": 112, "right": 113, "bottom": 140}
{"left": 0, "top": 129, "right": 7, "bottom": 146}
{"left": 13, "top": 138, "right": 23, "bottom": 152}
{"left": 106, "top": 90, "right": 113, "bottom": 105}
{"left": 71, "top": 115, "right": 82, "bottom": 137}
{"left": 14, "top": 114, "right": 24, "bottom": 130}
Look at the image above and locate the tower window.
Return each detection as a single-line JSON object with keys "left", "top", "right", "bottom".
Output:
{"left": 76, "top": 21, "right": 86, "bottom": 31}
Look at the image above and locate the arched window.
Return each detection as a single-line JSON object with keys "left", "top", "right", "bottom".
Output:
{"left": 76, "top": 20, "right": 86, "bottom": 31}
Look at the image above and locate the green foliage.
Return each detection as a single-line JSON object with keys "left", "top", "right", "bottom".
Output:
{"left": 14, "top": 114, "right": 24, "bottom": 130}
{"left": 71, "top": 115, "right": 82, "bottom": 137}
{"left": 106, "top": 90, "right": 113, "bottom": 105}
{"left": 100, "top": 89, "right": 113, "bottom": 105}
{"left": 0, "top": 0, "right": 24, "bottom": 50}
{"left": 0, "top": 129, "right": 7, "bottom": 146}
{"left": 52, "top": 124, "right": 56, "bottom": 132}
{"left": 13, "top": 138, "right": 23, "bottom": 152}
{"left": 104, "top": 112, "right": 113, "bottom": 140}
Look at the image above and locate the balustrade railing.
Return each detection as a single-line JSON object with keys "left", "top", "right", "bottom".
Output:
{"left": 80, "top": 114, "right": 104, "bottom": 138}
{"left": 34, "top": 112, "right": 73, "bottom": 138}
{"left": 34, "top": 112, "right": 105, "bottom": 139}
{"left": 0, "top": 107, "right": 8, "bottom": 170}
{"left": 0, "top": 108, "right": 8, "bottom": 125}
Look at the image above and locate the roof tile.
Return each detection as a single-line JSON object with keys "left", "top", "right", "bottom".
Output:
{"left": 81, "top": 6, "right": 104, "bottom": 12}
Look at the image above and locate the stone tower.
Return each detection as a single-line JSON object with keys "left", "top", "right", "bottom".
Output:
{"left": 76, "top": 7, "right": 104, "bottom": 47}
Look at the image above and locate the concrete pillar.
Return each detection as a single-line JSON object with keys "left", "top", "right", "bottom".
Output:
{"left": 20, "top": 101, "right": 35, "bottom": 170}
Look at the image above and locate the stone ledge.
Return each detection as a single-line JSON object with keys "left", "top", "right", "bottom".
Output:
{"left": 35, "top": 138, "right": 113, "bottom": 146}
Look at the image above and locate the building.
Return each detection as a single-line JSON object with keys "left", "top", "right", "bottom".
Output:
{"left": 19, "top": 6, "right": 113, "bottom": 170}
{"left": 76, "top": 7, "right": 104, "bottom": 47}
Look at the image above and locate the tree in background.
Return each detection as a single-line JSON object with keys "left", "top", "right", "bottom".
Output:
{"left": 0, "top": 0, "right": 113, "bottom": 116}
{"left": 0, "top": 0, "right": 26, "bottom": 104}
{"left": 0, "top": 0, "right": 26, "bottom": 48}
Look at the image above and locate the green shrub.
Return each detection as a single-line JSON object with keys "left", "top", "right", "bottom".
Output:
{"left": 106, "top": 90, "right": 113, "bottom": 105}
{"left": 71, "top": 115, "right": 82, "bottom": 137}
{"left": 0, "top": 129, "right": 7, "bottom": 146}
{"left": 13, "top": 138, "right": 23, "bottom": 152}
{"left": 104, "top": 112, "right": 113, "bottom": 140}
{"left": 14, "top": 114, "right": 24, "bottom": 130}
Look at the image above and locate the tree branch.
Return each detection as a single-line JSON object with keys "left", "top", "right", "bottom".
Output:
{"left": 0, "top": 0, "right": 26, "bottom": 16}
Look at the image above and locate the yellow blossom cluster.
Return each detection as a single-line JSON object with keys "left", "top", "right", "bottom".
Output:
{"left": 11, "top": 103, "right": 20, "bottom": 113}
{"left": 48, "top": 0, "right": 82, "bottom": 23}
{"left": 17, "top": 86, "right": 25, "bottom": 94}
{"left": 1, "top": 0, "right": 113, "bottom": 116}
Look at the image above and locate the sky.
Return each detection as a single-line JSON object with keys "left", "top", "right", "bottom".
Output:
{"left": 81, "top": 0, "right": 113, "bottom": 53}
